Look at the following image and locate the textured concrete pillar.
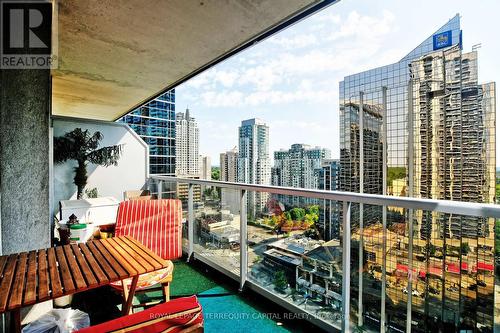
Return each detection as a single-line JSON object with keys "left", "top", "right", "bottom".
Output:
{"left": 0, "top": 68, "right": 51, "bottom": 254}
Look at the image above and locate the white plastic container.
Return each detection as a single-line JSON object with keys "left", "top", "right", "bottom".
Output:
{"left": 69, "top": 224, "right": 87, "bottom": 243}
{"left": 59, "top": 197, "right": 119, "bottom": 226}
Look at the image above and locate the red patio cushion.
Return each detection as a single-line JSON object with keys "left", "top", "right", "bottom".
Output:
{"left": 75, "top": 296, "right": 203, "bottom": 333}
{"left": 115, "top": 199, "right": 182, "bottom": 260}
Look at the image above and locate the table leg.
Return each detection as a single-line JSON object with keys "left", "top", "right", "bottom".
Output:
{"left": 10, "top": 309, "right": 21, "bottom": 333}
{"left": 122, "top": 276, "right": 139, "bottom": 315}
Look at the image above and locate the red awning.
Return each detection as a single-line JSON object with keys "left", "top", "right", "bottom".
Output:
{"left": 446, "top": 263, "right": 460, "bottom": 274}
{"left": 461, "top": 262, "right": 468, "bottom": 271}
{"left": 477, "top": 262, "right": 494, "bottom": 272}
{"left": 428, "top": 266, "right": 442, "bottom": 277}
{"left": 396, "top": 263, "right": 408, "bottom": 272}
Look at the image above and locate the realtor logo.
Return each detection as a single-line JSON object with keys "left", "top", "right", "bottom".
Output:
{"left": 1, "top": 1, "right": 56, "bottom": 69}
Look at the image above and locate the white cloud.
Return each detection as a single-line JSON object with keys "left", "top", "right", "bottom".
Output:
{"left": 200, "top": 90, "right": 244, "bottom": 108}
{"left": 268, "top": 33, "right": 318, "bottom": 49}
{"left": 328, "top": 10, "right": 396, "bottom": 42}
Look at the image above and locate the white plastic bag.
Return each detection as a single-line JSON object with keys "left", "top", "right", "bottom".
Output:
{"left": 22, "top": 309, "right": 90, "bottom": 333}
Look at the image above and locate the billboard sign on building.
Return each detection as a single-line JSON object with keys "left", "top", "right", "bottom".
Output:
{"left": 433, "top": 30, "right": 452, "bottom": 50}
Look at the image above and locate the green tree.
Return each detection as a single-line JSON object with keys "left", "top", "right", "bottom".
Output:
{"left": 273, "top": 270, "right": 288, "bottom": 291}
{"left": 306, "top": 205, "right": 319, "bottom": 216}
{"left": 290, "top": 207, "right": 306, "bottom": 221}
{"left": 211, "top": 167, "right": 220, "bottom": 180}
{"left": 387, "top": 166, "right": 406, "bottom": 186}
{"left": 54, "top": 128, "right": 122, "bottom": 199}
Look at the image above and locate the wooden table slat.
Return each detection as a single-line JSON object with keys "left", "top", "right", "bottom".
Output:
{"left": 125, "top": 236, "right": 168, "bottom": 266}
{"left": 23, "top": 251, "right": 38, "bottom": 304}
{"left": 37, "top": 249, "right": 50, "bottom": 301}
{"left": 109, "top": 238, "right": 154, "bottom": 272}
{"left": 0, "top": 256, "right": 9, "bottom": 277}
{"left": 47, "top": 248, "right": 63, "bottom": 298}
{"left": 8, "top": 253, "right": 28, "bottom": 309}
{"left": 90, "top": 241, "right": 128, "bottom": 280}
{"left": 78, "top": 243, "right": 109, "bottom": 284}
{"left": 54, "top": 246, "right": 75, "bottom": 293}
{"left": 0, "top": 255, "right": 18, "bottom": 312}
{"left": 0, "top": 236, "right": 172, "bottom": 322}
{"left": 71, "top": 244, "right": 99, "bottom": 287}
{"left": 99, "top": 239, "right": 140, "bottom": 276}
{"left": 120, "top": 236, "right": 164, "bottom": 270}
{"left": 63, "top": 246, "right": 87, "bottom": 290}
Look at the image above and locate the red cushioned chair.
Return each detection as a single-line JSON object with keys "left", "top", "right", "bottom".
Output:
{"left": 76, "top": 295, "right": 203, "bottom": 333}
{"left": 111, "top": 199, "right": 183, "bottom": 309}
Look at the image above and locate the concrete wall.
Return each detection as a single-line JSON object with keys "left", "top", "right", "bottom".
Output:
{"left": 53, "top": 117, "right": 149, "bottom": 216}
{"left": 0, "top": 69, "right": 51, "bottom": 255}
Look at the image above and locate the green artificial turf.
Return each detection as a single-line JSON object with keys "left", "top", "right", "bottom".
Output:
{"left": 134, "top": 260, "right": 219, "bottom": 306}
{"left": 169, "top": 260, "right": 219, "bottom": 297}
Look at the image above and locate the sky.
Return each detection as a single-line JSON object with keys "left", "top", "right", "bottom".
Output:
{"left": 176, "top": 0, "right": 500, "bottom": 167}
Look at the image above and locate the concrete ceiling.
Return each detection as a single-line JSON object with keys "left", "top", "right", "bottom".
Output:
{"left": 51, "top": 0, "right": 327, "bottom": 121}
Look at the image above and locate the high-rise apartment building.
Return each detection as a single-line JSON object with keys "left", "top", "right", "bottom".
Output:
{"left": 220, "top": 147, "right": 240, "bottom": 213}
{"left": 272, "top": 144, "right": 330, "bottom": 189}
{"left": 316, "top": 159, "right": 340, "bottom": 241}
{"left": 175, "top": 109, "right": 199, "bottom": 177}
{"left": 272, "top": 144, "right": 330, "bottom": 208}
{"left": 339, "top": 14, "right": 496, "bottom": 331}
{"left": 220, "top": 147, "right": 238, "bottom": 182}
{"left": 199, "top": 155, "right": 211, "bottom": 180}
{"left": 237, "top": 119, "right": 271, "bottom": 217}
{"left": 118, "top": 90, "right": 176, "bottom": 176}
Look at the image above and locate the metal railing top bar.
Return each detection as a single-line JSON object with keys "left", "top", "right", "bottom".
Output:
{"left": 150, "top": 175, "right": 500, "bottom": 219}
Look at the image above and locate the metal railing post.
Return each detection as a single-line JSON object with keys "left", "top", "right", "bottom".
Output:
{"left": 358, "top": 91, "right": 364, "bottom": 327}
{"left": 406, "top": 78, "right": 414, "bottom": 333}
{"left": 187, "top": 183, "right": 194, "bottom": 261}
{"left": 342, "top": 201, "right": 351, "bottom": 333}
{"left": 157, "top": 180, "right": 163, "bottom": 199}
{"left": 239, "top": 189, "right": 248, "bottom": 291}
{"left": 381, "top": 86, "right": 388, "bottom": 332}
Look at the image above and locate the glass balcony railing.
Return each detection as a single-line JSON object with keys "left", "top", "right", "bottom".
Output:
{"left": 149, "top": 175, "right": 500, "bottom": 333}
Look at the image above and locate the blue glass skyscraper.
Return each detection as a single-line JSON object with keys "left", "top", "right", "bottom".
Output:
{"left": 118, "top": 90, "right": 176, "bottom": 176}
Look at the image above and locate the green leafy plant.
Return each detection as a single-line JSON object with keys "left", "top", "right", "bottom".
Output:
{"left": 211, "top": 167, "right": 220, "bottom": 180}
{"left": 273, "top": 270, "right": 288, "bottom": 291}
{"left": 85, "top": 187, "right": 98, "bottom": 198}
{"left": 54, "top": 128, "right": 122, "bottom": 199}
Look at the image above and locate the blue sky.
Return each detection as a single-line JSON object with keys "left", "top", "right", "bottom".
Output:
{"left": 176, "top": 0, "right": 500, "bottom": 166}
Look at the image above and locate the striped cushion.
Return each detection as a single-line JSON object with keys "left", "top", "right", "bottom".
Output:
{"left": 75, "top": 295, "right": 203, "bottom": 333}
{"left": 115, "top": 199, "right": 182, "bottom": 260}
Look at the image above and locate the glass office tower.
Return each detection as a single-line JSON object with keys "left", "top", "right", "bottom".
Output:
{"left": 339, "top": 14, "right": 497, "bottom": 332}
{"left": 118, "top": 90, "right": 176, "bottom": 176}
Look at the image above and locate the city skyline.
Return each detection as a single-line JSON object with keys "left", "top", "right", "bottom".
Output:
{"left": 176, "top": 1, "right": 500, "bottom": 167}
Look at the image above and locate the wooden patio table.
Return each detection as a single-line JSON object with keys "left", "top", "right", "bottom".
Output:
{"left": 0, "top": 235, "right": 172, "bottom": 332}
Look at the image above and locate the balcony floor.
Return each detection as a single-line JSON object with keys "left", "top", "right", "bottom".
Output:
{"left": 71, "top": 259, "right": 325, "bottom": 332}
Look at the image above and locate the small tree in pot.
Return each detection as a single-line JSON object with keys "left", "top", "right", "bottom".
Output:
{"left": 54, "top": 128, "right": 122, "bottom": 199}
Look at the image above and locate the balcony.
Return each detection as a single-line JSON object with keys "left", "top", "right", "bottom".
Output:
{"left": 146, "top": 175, "right": 500, "bottom": 332}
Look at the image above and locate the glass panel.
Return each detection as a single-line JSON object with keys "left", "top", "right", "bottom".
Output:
{"left": 193, "top": 186, "right": 241, "bottom": 276}
{"left": 247, "top": 192, "right": 344, "bottom": 330}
